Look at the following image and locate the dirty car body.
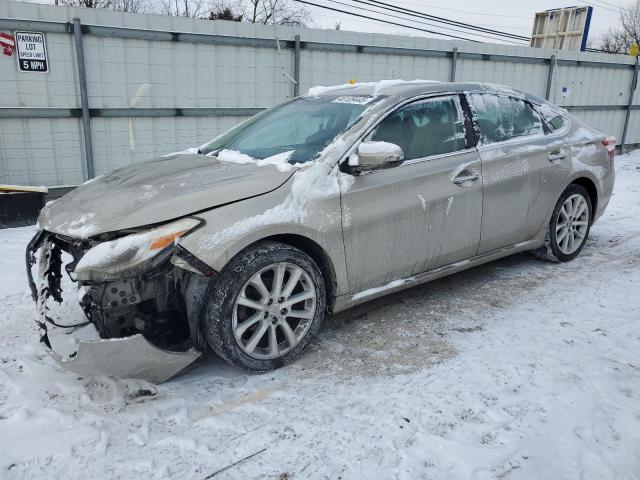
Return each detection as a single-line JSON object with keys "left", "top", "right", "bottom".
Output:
{"left": 27, "top": 81, "right": 616, "bottom": 382}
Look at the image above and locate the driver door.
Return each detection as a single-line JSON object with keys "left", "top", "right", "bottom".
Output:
{"left": 340, "top": 95, "right": 483, "bottom": 294}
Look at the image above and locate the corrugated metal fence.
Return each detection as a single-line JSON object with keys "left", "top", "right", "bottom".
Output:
{"left": 0, "top": 2, "right": 638, "bottom": 187}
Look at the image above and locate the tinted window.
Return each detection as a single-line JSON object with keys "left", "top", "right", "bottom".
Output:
{"left": 370, "top": 96, "right": 466, "bottom": 161}
{"left": 538, "top": 103, "right": 567, "bottom": 132}
{"left": 468, "top": 94, "right": 543, "bottom": 145}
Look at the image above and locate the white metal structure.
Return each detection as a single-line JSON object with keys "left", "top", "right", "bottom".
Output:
{"left": 530, "top": 6, "right": 593, "bottom": 51}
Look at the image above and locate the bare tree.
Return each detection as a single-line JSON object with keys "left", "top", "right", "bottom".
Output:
{"left": 57, "top": 0, "right": 308, "bottom": 24}
{"left": 208, "top": 0, "right": 243, "bottom": 21}
{"left": 57, "top": 0, "right": 146, "bottom": 11}
{"left": 595, "top": 1, "right": 640, "bottom": 54}
{"left": 243, "top": 0, "right": 309, "bottom": 26}
{"left": 620, "top": 0, "right": 640, "bottom": 47}
{"left": 112, "top": 0, "right": 147, "bottom": 12}
{"left": 58, "top": 0, "right": 114, "bottom": 8}
{"left": 159, "top": 0, "right": 209, "bottom": 17}
{"left": 597, "top": 27, "right": 631, "bottom": 53}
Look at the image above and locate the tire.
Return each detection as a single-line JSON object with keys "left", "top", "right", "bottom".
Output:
{"left": 200, "top": 240, "right": 326, "bottom": 371}
{"left": 533, "top": 184, "right": 593, "bottom": 262}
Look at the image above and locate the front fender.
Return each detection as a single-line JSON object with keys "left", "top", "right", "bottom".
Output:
{"left": 177, "top": 169, "right": 350, "bottom": 296}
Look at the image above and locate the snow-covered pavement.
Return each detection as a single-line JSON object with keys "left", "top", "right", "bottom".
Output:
{"left": 1, "top": 151, "right": 639, "bottom": 480}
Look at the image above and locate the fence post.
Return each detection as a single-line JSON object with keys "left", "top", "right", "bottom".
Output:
{"left": 545, "top": 54, "right": 556, "bottom": 100}
{"left": 73, "top": 17, "right": 94, "bottom": 180}
{"left": 450, "top": 47, "right": 458, "bottom": 82}
{"left": 620, "top": 57, "right": 639, "bottom": 152}
{"left": 293, "top": 34, "right": 301, "bottom": 97}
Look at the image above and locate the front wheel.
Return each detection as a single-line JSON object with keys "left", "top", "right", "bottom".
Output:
{"left": 200, "top": 241, "right": 326, "bottom": 371}
{"left": 533, "top": 184, "right": 593, "bottom": 262}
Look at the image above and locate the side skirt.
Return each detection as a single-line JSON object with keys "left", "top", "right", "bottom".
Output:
{"left": 333, "top": 238, "right": 543, "bottom": 313}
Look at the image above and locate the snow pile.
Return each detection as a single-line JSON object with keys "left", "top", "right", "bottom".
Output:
{"left": 1, "top": 151, "right": 639, "bottom": 479}
{"left": 216, "top": 149, "right": 255, "bottom": 165}
{"left": 372, "top": 79, "right": 440, "bottom": 96}
{"left": 308, "top": 79, "right": 440, "bottom": 97}
{"left": 308, "top": 82, "right": 378, "bottom": 97}
{"left": 164, "top": 146, "right": 298, "bottom": 172}
{"left": 216, "top": 149, "right": 296, "bottom": 173}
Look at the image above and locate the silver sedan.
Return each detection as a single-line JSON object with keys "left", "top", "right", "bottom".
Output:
{"left": 28, "top": 81, "right": 615, "bottom": 381}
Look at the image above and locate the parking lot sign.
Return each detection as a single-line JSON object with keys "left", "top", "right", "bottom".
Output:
{"left": 15, "top": 31, "right": 48, "bottom": 72}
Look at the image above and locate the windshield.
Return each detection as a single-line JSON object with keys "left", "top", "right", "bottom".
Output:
{"left": 199, "top": 95, "right": 378, "bottom": 164}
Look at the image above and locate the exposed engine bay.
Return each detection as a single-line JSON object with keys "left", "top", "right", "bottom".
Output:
{"left": 26, "top": 227, "right": 210, "bottom": 383}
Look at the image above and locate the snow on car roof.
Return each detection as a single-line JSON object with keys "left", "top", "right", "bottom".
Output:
{"left": 306, "top": 79, "right": 527, "bottom": 99}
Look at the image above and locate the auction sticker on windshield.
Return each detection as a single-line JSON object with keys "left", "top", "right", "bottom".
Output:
{"left": 332, "top": 96, "right": 373, "bottom": 105}
{"left": 15, "top": 31, "right": 48, "bottom": 73}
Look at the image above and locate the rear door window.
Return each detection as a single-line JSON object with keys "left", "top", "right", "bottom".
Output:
{"left": 537, "top": 103, "right": 568, "bottom": 132}
{"left": 468, "top": 94, "right": 543, "bottom": 145}
{"left": 370, "top": 96, "right": 467, "bottom": 161}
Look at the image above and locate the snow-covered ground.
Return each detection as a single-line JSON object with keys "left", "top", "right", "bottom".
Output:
{"left": 1, "top": 151, "right": 639, "bottom": 480}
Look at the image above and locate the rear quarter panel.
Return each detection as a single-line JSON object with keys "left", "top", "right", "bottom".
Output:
{"left": 564, "top": 124, "right": 615, "bottom": 222}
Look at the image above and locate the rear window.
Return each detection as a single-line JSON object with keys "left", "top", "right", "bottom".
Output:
{"left": 468, "top": 93, "right": 543, "bottom": 145}
{"left": 538, "top": 103, "right": 568, "bottom": 132}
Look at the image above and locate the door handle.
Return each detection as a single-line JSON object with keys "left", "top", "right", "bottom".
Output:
{"left": 548, "top": 149, "right": 566, "bottom": 161}
{"left": 451, "top": 171, "right": 480, "bottom": 186}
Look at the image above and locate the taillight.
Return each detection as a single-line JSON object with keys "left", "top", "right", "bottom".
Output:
{"left": 602, "top": 137, "right": 616, "bottom": 161}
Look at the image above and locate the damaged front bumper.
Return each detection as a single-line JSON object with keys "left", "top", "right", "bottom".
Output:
{"left": 44, "top": 333, "right": 200, "bottom": 384}
{"left": 26, "top": 229, "right": 208, "bottom": 383}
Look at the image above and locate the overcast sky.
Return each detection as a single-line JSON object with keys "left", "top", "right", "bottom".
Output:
{"left": 299, "top": 0, "right": 629, "bottom": 46}
{"left": 26, "top": 0, "right": 632, "bottom": 46}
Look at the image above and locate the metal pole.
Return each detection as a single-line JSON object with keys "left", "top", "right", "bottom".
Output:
{"left": 450, "top": 47, "right": 458, "bottom": 82}
{"left": 73, "top": 17, "right": 94, "bottom": 180}
{"left": 545, "top": 54, "right": 556, "bottom": 100}
{"left": 620, "top": 57, "right": 639, "bottom": 152}
{"left": 293, "top": 34, "right": 301, "bottom": 97}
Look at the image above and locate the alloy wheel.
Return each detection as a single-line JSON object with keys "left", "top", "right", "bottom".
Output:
{"left": 556, "top": 193, "right": 589, "bottom": 255}
{"left": 232, "top": 262, "right": 317, "bottom": 359}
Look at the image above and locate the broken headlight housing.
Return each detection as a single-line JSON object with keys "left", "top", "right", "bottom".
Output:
{"left": 75, "top": 217, "right": 202, "bottom": 281}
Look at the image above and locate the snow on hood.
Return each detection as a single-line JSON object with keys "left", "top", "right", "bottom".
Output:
{"left": 38, "top": 154, "right": 297, "bottom": 238}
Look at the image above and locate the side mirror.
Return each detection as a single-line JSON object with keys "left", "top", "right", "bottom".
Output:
{"left": 355, "top": 141, "right": 404, "bottom": 169}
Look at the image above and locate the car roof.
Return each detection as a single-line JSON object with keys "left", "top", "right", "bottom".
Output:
{"left": 307, "top": 80, "right": 528, "bottom": 101}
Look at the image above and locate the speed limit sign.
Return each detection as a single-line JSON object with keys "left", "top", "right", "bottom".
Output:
{"left": 15, "top": 31, "right": 48, "bottom": 73}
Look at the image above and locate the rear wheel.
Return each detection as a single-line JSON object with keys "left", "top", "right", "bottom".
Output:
{"left": 200, "top": 241, "right": 326, "bottom": 371}
{"left": 533, "top": 184, "right": 592, "bottom": 262}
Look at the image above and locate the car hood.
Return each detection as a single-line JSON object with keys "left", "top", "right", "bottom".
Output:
{"left": 38, "top": 154, "right": 295, "bottom": 238}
